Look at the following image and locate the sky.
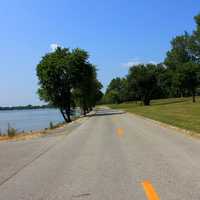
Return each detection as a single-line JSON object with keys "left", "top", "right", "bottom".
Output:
{"left": 0, "top": 0, "right": 199, "bottom": 106}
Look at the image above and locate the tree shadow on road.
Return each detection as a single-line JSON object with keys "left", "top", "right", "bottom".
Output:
{"left": 88, "top": 109, "right": 125, "bottom": 117}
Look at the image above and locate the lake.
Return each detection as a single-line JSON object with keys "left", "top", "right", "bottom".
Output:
{"left": 0, "top": 109, "right": 78, "bottom": 135}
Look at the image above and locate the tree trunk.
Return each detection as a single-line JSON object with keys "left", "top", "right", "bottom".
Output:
{"left": 60, "top": 108, "right": 68, "bottom": 122}
{"left": 83, "top": 109, "right": 86, "bottom": 116}
{"left": 192, "top": 90, "right": 196, "bottom": 103}
{"left": 65, "top": 110, "right": 71, "bottom": 122}
{"left": 143, "top": 97, "right": 150, "bottom": 106}
{"left": 65, "top": 87, "right": 72, "bottom": 122}
{"left": 65, "top": 104, "right": 71, "bottom": 123}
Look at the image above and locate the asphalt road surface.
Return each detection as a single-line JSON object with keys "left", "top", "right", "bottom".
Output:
{"left": 0, "top": 108, "right": 200, "bottom": 200}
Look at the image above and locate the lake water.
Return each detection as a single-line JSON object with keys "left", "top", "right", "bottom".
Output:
{"left": 0, "top": 109, "right": 75, "bottom": 134}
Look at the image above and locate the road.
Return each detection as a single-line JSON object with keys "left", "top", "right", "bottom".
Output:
{"left": 0, "top": 108, "right": 200, "bottom": 199}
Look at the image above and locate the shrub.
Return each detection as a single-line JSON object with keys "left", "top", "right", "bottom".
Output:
{"left": 49, "top": 121, "right": 54, "bottom": 129}
{"left": 7, "top": 123, "right": 17, "bottom": 137}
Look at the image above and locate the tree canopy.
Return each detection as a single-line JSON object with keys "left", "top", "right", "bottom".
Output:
{"left": 36, "top": 47, "right": 102, "bottom": 122}
{"left": 104, "top": 13, "right": 200, "bottom": 105}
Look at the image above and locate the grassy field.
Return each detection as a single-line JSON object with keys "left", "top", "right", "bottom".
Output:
{"left": 108, "top": 97, "right": 200, "bottom": 134}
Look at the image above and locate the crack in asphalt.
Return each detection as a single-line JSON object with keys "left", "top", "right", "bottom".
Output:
{"left": 0, "top": 139, "right": 61, "bottom": 187}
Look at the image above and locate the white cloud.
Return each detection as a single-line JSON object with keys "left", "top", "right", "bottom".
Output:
{"left": 50, "top": 43, "right": 59, "bottom": 52}
{"left": 122, "top": 61, "right": 141, "bottom": 68}
{"left": 149, "top": 60, "right": 157, "bottom": 65}
{"left": 122, "top": 58, "right": 157, "bottom": 68}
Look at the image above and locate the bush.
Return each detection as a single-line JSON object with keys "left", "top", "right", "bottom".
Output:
{"left": 7, "top": 123, "right": 17, "bottom": 137}
{"left": 49, "top": 121, "right": 54, "bottom": 129}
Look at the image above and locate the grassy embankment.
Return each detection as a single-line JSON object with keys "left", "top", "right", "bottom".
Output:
{"left": 108, "top": 97, "right": 200, "bottom": 134}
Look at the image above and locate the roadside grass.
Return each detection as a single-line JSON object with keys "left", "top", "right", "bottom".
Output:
{"left": 108, "top": 97, "right": 200, "bottom": 134}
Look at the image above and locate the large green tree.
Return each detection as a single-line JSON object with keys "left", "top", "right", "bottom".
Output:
{"left": 74, "top": 64, "right": 102, "bottom": 115}
{"left": 127, "top": 64, "right": 159, "bottom": 105}
{"left": 178, "top": 62, "right": 200, "bottom": 102}
{"left": 165, "top": 33, "right": 191, "bottom": 70}
{"left": 36, "top": 47, "right": 102, "bottom": 122}
{"left": 37, "top": 47, "right": 74, "bottom": 122}
{"left": 104, "top": 77, "right": 129, "bottom": 104}
{"left": 190, "top": 14, "right": 200, "bottom": 64}
{"left": 164, "top": 31, "right": 200, "bottom": 101}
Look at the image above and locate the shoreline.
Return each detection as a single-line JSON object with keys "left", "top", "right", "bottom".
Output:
{"left": 0, "top": 108, "right": 82, "bottom": 136}
{"left": 0, "top": 111, "right": 92, "bottom": 142}
{"left": 0, "top": 121, "right": 67, "bottom": 142}
{"left": 0, "top": 109, "right": 95, "bottom": 142}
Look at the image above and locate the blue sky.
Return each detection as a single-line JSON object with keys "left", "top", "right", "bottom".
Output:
{"left": 0, "top": 0, "right": 199, "bottom": 106}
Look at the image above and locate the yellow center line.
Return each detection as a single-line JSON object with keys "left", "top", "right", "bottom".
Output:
{"left": 116, "top": 128, "right": 124, "bottom": 137}
{"left": 142, "top": 180, "right": 160, "bottom": 200}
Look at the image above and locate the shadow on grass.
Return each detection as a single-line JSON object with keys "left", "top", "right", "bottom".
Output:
{"left": 152, "top": 99, "right": 189, "bottom": 106}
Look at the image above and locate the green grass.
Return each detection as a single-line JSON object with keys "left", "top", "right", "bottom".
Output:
{"left": 108, "top": 97, "right": 200, "bottom": 134}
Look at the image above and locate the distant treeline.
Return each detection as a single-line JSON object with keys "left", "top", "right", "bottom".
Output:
{"left": 0, "top": 104, "right": 53, "bottom": 111}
